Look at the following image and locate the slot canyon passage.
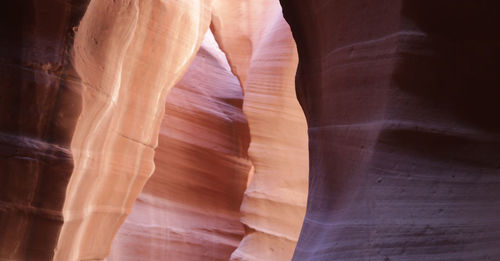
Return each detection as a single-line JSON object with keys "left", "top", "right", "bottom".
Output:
{"left": 1, "top": 1, "right": 500, "bottom": 261}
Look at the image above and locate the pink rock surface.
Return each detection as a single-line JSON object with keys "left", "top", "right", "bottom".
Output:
{"left": 107, "top": 31, "right": 252, "bottom": 261}
{"left": 109, "top": 2, "right": 310, "bottom": 258}
{"left": 5, "top": 1, "right": 500, "bottom": 261}
{"left": 212, "top": 1, "right": 309, "bottom": 260}
{"left": 1, "top": 1, "right": 307, "bottom": 259}
{"left": 55, "top": 1, "right": 216, "bottom": 260}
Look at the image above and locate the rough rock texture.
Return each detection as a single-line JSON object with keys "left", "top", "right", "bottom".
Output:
{"left": 107, "top": 31, "right": 252, "bottom": 261}
{"left": 280, "top": 1, "right": 500, "bottom": 260}
{"left": 212, "top": 1, "right": 309, "bottom": 260}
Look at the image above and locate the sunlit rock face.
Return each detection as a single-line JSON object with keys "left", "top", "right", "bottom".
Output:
{"left": 109, "top": 1, "right": 309, "bottom": 259}
{"left": 55, "top": 1, "right": 217, "bottom": 260}
{"left": 107, "top": 31, "right": 252, "bottom": 261}
{"left": 108, "top": 1, "right": 309, "bottom": 260}
{"left": 1, "top": 0, "right": 215, "bottom": 260}
{"left": 2, "top": 0, "right": 308, "bottom": 260}
{"left": 5, "top": 0, "right": 500, "bottom": 261}
{"left": 280, "top": 1, "right": 500, "bottom": 260}
{"left": 211, "top": 1, "right": 309, "bottom": 260}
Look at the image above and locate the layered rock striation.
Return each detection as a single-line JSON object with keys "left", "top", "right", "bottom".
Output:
{"left": 107, "top": 1, "right": 309, "bottom": 260}
{"left": 7, "top": 1, "right": 499, "bottom": 261}
{"left": 57, "top": 1, "right": 216, "bottom": 260}
{"left": 1, "top": 0, "right": 307, "bottom": 260}
{"left": 107, "top": 31, "right": 252, "bottom": 261}
{"left": 212, "top": 1, "right": 309, "bottom": 260}
{"left": 0, "top": 1, "right": 89, "bottom": 260}
{"left": 2, "top": 0, "right": 216, "bottom": 260}
{"left": 280, "top": 1, "right": 500, "bottom": 260}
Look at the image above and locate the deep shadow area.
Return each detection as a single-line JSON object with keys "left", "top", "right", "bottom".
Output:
{"left": 396, "top": 0, "right": 500, "bottom": 131}
{"left": 0, "top": 1, "right": 89, "bottom": 260}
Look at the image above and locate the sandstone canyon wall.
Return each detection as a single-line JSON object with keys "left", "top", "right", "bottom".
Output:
{"left": 1, "top": 1, "right": 89, "bottom": 260}
{"left": 4, "top": 0, "right": 499, "bottom": 261}
{"left": 280, "top": 1, "right": 500, "bottom": 260}
{"left": 211, "top": 1, "right": 309, "bottom": 260}
{"left": 1, "top": 0, "right": 307, "bottom": 260}
{"left": 108, "top": 0, "right": 309, "bottom": 259}
{"left": 2, "top": 0, "right": 217, "bottom": 260}
{"left": 107, "top": 31, "right": 252, "bottom": 261}
{"left": 58, "top": 1, "right": 217, "bottom": 260}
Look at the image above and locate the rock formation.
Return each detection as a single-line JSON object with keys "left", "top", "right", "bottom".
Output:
{"left": 3, "top": 0, "right": 500, "bottom": 261}
{"left": 56, "top": 1, "right": 215, "bottom": 260}
{"left": 211, "top": 0, "right": 308, "bottom": 260}
{"left": 280, "top": 1, "right": 500, "bottom": 260}
{"left": 1, "top": 0, "right": 216, "bottom": 260}
{"left": 108, "top": 1, "right": 309, "bottom": 259}
{"left": 107, "top": 31, "right": 252, "bottom": 261}
{"left": 1, "top": 1, "right": 89, "bottom": 260}
{"left": 1, "top": 0, "right": 306, "bottom": 260}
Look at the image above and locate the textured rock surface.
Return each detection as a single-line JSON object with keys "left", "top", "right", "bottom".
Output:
{"left": 56, "top": 1, "right": 215, "bottom": 260}
{"left": 9, "top": 1, "right": 500, "bottom": 261}
{"left": 212, "top": 1, "right": 309, "bottom": 260}
{"left": 107, "top": 31, "right": 252, "bottom": 261}
{"left": 280, "top": 1, "right": 500, "bottom": 260}
{"left": 1, "top": 0, "right": 215, "bottom": 260}
{"left": 108, "top": 2, "right": 309, "bottom": 259}
{"left": 0, "top": 1, "right": 89, "bottom": 260}
{"left": 2, "top": 0, "right": 308, "bottom": 260}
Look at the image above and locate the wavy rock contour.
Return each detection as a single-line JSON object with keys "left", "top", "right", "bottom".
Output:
{"left": 107, "top": 31, "right": 252, "bottom": 261}
{"left": 280, "top": 1, "right": 500, "bottom": 260}
{"left": 1, "top": 1, "right": 90, "bottom": 260}
{"left": 211, "top": 1, "right": 309, "bottom": 260}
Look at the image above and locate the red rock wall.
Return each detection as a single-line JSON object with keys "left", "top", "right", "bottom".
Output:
{"left": 280, "top": 0, "right": 500, "bottom": 260}
{"left": 107, "top": 31, "right": 252, "bottom": 261}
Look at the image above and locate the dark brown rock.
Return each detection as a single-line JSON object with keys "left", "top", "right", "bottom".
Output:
{"left": 280, "top": 0, "right": 500, "bottom": 260}
{"left": 0, "top": 1, "right": 88, "bottom": 260}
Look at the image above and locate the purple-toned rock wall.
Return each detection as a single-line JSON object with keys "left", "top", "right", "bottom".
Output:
{"left": 280, "top": 1, "right": 500, "bottom": 260}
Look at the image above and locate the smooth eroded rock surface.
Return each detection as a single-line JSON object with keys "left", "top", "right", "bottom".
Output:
{"left": 109, "top": 1, "right": 310, "bottom": 258}
{"left": 212, "top": 1, "right": 309, "bottom": 260}
{"left": 108, "top": 31, "right": 252, "bottom": 261}
{"left": 280, "top": 1, "right": 500, "bottom": 260}
{"left": 2, "top": 1, "right": 308, "bottom": 260}
{"left": 2, "top": 0, "right": 217, "bottom": 260}
{"left": 57, "top": 1, "right": 215, "bottom": 260}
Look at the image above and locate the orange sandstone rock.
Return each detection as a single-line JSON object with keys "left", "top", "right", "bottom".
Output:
{"left": 108, "top": 31, "right": 252, "bottom": 261}
{"left": 1, "top": 1, "right": 307, "bottom": 260}
{"left": 56, "top": 1, "right": 215, "bottom": 260}
{"left": 212, "top": 1, "right": 309, "bottom": 260}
